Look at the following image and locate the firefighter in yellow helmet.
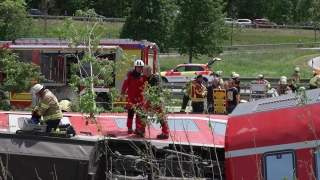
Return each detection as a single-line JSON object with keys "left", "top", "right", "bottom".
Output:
{"left": 276, "top": 79, "right": 292, "bottom": 95}
{"left": 31, "top": 84, "right": 63, "bottom": 132}
{"left": 59, "top": 98, "right": 72, "bottom": 112}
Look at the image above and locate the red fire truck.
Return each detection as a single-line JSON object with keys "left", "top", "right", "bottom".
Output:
{"left": 0, "top": 38, "right": 158, "bottom": 109}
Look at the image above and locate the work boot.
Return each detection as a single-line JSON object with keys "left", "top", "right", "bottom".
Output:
{"left": 128, "top": 128, "right": 133, "bottom": 134}
{"left": 133, "top": 130, "right": 145, "bottom": 137}
{"left": 64, "top": 125, "right": 76, "bottom": 136}
{"left": 156, "top": 133, "right": 169, "bottom": 139}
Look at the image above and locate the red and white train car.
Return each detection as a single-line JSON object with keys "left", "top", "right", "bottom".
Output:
{"left": 225, "top": 88, "right": 320, "bottom": 180}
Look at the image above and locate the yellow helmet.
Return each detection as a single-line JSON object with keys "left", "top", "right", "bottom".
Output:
{"left": 294, "top": 67, "right": 299, "bottom": 72}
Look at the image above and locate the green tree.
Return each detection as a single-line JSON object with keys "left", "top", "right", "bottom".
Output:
{"left": 0, "top": 49, "right": 42, "bottom": 110}
{"left": 295, "top": 0, "right": 312, "bottom": 24}
{"left": 120, "top": 0, "right": 177, "bottom": 53}
{"left": 57, "top": 17, "right": 129, "bottom": 123}
{"left": 308, "top": 0, "right": 320, "bottom": 42}
{"left": 0, "top": 0, "right": 36, "bottom": 40}
{"left": 269, "top": 0, "right": 294, "bottom": 24}
{"left": 171, "top": 0, "right": 229, "bottom": 63}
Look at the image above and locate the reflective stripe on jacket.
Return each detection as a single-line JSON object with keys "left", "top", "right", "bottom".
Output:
{"left": 35, "top": 90, "right": 63, "bottom": 121}
{"left": 189, "top": 81, "right": 206, "bottom": 102}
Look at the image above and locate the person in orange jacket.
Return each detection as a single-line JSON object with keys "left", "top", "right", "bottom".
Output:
{"left": 121, "top": 60, "right": 146, "bottom": 134}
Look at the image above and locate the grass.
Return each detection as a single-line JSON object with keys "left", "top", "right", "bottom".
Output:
{"left": 159, "top": 49, "right": 320, "bottom": 78}
{"left": 32, "top": 19, "right": 320, "bottom": 45}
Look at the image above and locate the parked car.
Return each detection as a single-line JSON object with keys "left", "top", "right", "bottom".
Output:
{"left": 223, "top": 18, "right": 238, "bottom": 25}
{"left": 236, "top": 19, "right": 252, "bottom": 27}
{"left": 28, "top": 9, "right": 44, "bottom": 15}
{"left": 160, "top": 63, "right": 213, "bottom": 83}
{"left": 252, "top": 19, "right": 276, "bottom": 28}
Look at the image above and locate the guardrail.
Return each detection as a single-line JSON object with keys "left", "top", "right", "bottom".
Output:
{"left": 27, "top": 15, "right": 126, "bottom": 22}
{"left": 164, "top": 77, "right": 311, "bottom": 100}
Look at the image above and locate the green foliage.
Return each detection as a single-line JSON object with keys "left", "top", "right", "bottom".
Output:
{"left": 57, "top": 18, "right": 129, "bottom": 124}
{"left": 0, "top": 49, "right": 42, "bottom": 110}
{"left": 120, "top": 0, "right": 177, "bottom": 53}
{"left": 171, "top": 0, "right": 229, "bottom": 63}
{"left": 0, "top": 0, "right": 37, "bottom": 40}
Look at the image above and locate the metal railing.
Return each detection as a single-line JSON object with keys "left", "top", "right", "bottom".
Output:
{"left": 27, "top": 15, "right": 126, "bottom": 22}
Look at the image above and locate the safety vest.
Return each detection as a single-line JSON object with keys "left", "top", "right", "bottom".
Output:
{"left": 189, "top": 81, "right": 206, "bottom": 102}
{"left": 182, "top": 79, "right": 194, "bottom": 96}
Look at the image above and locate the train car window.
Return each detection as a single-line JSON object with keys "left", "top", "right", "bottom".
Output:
{"left": 314, "top": 147, "right": 320, "bottom": 179}
{"left": 114, "top": 118, "right": 136, "bottom": 129}
{"left": 152, "top": 118, "right": 199, "bottom": 131}
{"left": 263, "top": 150, "right": 296, "bottom": 180}
{"left": 206, "top": 121, "right": 227, "bottom": 136}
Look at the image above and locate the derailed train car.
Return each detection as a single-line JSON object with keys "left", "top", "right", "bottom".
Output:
{"left": 0, "top": 112, "right": 228, "bottom": 180}
{"left": 225, "top": 89, "right": 320, "bottom": 180}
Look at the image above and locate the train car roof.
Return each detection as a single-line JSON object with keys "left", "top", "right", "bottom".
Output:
{"left": 0, "top": 111, "right": 228, "bottom": 149}
{"left": 231, "top": 89, "right": 320, "bottom": 117}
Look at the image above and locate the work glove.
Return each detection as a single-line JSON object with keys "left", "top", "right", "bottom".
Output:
{"left": 31, "top": 110, "right": 41, "bottom": 119}
{"left": 181, "top": 89, "right": 185, "bottom": 93}
{"left": 121, "top": 94, "right": 125, "bottom": 100}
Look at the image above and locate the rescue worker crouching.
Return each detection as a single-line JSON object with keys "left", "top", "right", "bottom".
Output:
{"left": 121, "top": 60, "right": 146, "bottom": 134}
{"left": 59, "top": 98, "right": 72, "bottom": 112}
{"left": 309, "top": 73, "right": 320, "bottom": 89}
{"left": 31, "top": 84, "right": 75, "bottom": 136}
{"left": 140, "top": 65, "right": 169, "bottom": 139}
{"left": 189, "top": 74, "right": 206, "bottom": 113}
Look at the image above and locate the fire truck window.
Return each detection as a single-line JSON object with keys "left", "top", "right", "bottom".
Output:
{"left": 263, "top": 151, "right": 296, "bottom": 180}
{"left": 152, "top": 118, "right": 199, "bottom": 131}
{"left": 314, "top": 148, "right": 320, "bottom": 179}
{"left": 206, "top": 121, "right": 226, "bottom": 136}
{"left": 12, "top": 50, "right": 32, "bottom": 63}
{"left": 39, "top": 53, "right": 65, "bottom": 84}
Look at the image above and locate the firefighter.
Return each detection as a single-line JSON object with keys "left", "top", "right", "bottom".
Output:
{"left": 141, "top": 65, "right": 169, "bottom": 139}
{"left": 215, "top": 70, "right": 224, "bottom": 85}
{"left": 206, "top": 77, "right": 222, "bottom": 113}
{"left": 59, "top": 98, "right": 72, "bottom": 112}
{"left": 257, "top": 74, "right": 271, "bottom": 93}
{"left": 276, "top": 79, "right": 292, "bottom": 95}
{"left": 291, "top": 67, "right": 301, "bottom": 84}
{"left": 180, "top": 78, "right": 194, "bottom": 112}
{"left": 232, "top": 73, "right": 240, "bottom": 93}
{"left": 121, "top": 60, "right": 146, "bottom": 134}
{"left": 189, "top": 74, "right": 206, "bottom": 113}
{"left": 309, "top": 73, "right": 320, "bottom": 89}
{"left": 226, "top": 79, "right": 239, "bottom": 114}
{"left": 31, "top": 84, "right": 63, "bottom": 132}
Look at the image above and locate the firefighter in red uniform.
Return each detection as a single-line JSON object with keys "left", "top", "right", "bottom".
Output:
{"left": 140, "top": 65, "right": 169, "bottom": 139}
{"left": 121, "top": 60, "right": 146, "bottom": 134}
{"left": 189, "top": 74, "right": 206, "bottom": 112}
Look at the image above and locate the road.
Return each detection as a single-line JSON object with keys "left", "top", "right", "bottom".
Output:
{"left": 308, "top": 56, "right": 320, "bottom": 70}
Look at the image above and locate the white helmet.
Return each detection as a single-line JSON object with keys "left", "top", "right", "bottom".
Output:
{"left": 233, "top": 74, "right": 239, "bottom": 78}
{"left": 257, "top": 74, "right": 264, "bottom": 79}
{"left": 280, "top": 76, "right": 287, "bottom": 80}
{"left": 294, "top": 67, "right": 299, "bottom": 72}
{"left": 134, "top": 60, "right": 144, "bottom": 67}
{"left": 280, "top": 79, "right": 287, "bottom": 85}
{"left": 31, "top": 84, "right": 43, "bottom": 93}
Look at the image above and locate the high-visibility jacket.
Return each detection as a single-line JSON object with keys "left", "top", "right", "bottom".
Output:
{"left": 34, "top": 89, "right": 63, "bottom": 121}
{"left": 309, "top": 75, "right": 320, "bottom": 87}
{"left": 182, "top": 79, "right": 194, "bottom": 96}
{"left": 59, "top": 99, "right": 72, "bottom": 112}
{"left": 189, "top": 81, "right": 206, "bottom": 102}
{"left": 276, "top": 86, "right": 292, "bottom": 96}
{"left": 291, "top": 72, "right": 301, "bottom": 84}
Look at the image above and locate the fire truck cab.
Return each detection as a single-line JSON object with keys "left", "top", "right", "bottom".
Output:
{"left": 1, "top": 38, "right": 159, "bottom": 109}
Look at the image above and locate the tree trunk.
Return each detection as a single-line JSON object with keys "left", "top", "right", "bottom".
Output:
{"left": 188, "top": 46, "right": 193, "bottom": 63}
